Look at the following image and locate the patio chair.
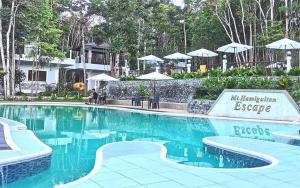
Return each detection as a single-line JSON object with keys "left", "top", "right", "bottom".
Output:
{"left": 134, "top": 95, "right": 141, "bottom": 106}
{"left": 97, "top": 92, "right": 107, "bottom": 105}
{"left": 150, "top": 94, "right": 160, "bottom": 109}
{"left": 131, "top": 94, "right": 137, "bottom": 106}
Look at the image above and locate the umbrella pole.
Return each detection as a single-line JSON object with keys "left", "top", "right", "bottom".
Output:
{"left": 153, "top": 80, "right": 156, "bottom": 96}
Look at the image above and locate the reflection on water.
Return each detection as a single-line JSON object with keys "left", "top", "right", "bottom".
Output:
{"left": 0, "top": 105, "right": 217, "bottom": 188}
{"left": 0, "top": 105, "right": 298, "bottom": 188}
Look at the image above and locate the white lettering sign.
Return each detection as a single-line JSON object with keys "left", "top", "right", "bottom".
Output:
{"left": 208, "top": 89, "right": 300, "bottom": 121}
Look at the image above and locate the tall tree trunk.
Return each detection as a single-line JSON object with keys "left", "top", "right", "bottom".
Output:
{"left": 81, "top": 27, "right": 87, "bottom": 96}
{"left": 6, "top": 0, "right": 16, "bottom": 96}
{"left": 0, "top": 0, "right": 7, "bottom": 97}
{"left": 285, "top": 0, "right": 289, "bottom": 37}
{"left": 11, "top": 6, "right": 17, "bottom": 97}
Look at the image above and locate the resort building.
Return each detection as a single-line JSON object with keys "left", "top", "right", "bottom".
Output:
{"left": 13, "top": 43, "right": 125, "bottom": 93}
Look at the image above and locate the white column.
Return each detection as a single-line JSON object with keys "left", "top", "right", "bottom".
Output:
{"left": 137, "top": 60, "right": 140, "bottom": 72}
{"left": 69, "top": 50, "right": 72, "bottom": 59}
{"left": 126, "top": 67, "right": 130, "bottom": 76}
{"left": 222, "top": 55, "right": 227, "bottom": 73}
{"left": 88, "top": 49, "right": 92, "bottom": 64}
{"left": 287, "top": 51, "right": 292, "bottom": 73}
{"left": 187, "top": 63, "right": 191, "bottom": 73}
{"left": 156, "top": 66, "right": 160, "bottom": 73}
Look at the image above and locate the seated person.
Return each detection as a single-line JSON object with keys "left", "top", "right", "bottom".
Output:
{"left": 88, "top": 89, "right": 98, "bottom": 104}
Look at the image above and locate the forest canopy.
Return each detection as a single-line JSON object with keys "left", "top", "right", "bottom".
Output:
{"left": 0, "top": 0, "right": 299, "bottom": 96}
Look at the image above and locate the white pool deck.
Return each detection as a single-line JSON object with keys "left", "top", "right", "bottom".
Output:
{"left": 1, "top": 102, "right": 300, "bottom": 188}
{"left": 60, "top": 137, "right": 300, "bottom": 188}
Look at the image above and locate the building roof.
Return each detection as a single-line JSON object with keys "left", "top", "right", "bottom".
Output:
{"left": 72, "top": 42, "right": 111, "bottom": 53}
{"left": 65, "top": 63, "right": 111, "bottom": 71}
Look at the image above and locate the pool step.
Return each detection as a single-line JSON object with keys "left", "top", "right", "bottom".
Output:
{"left": 0, "top": 124, "right": 10, "bottom": 150}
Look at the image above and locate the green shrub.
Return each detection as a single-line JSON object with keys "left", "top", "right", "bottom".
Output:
{"left": 276, "top": 76, "right": 293, "bottom": 89}
{"left": 22, "top": 95, "right": 29, "bottom": 101}
{"left": 136, "top": 85, "right": 150, "bottom": 97}
{"left": 172, "top": 71, "right": 203, "bottom": 79}
{"left": 73, "top": 93, "right": 82, "bottom": 100}
{"left": 209, "top": 68, "right": 222, "bottom": 77}
{"left": 194, "top": 87, "right": 223, "bottom": 100}
{"left": 273, "top": 68, "right": 286, "bottom": 76}
{"left": 37, "top": 95, "right": 43, "bottom": 101}
{"left": 50, "top": 94, "right": 57, "bottom": 101}
{"left": 64, "top": 95, "right": 69, "bottom": 100}
{"left": 291, "top": 89, "right": 300, "bottom": 101}
{"left": 223, "top": 67, "right": 266, "bottom": 77}
{"left": 120, "top": 75, "right": 137, "bottom": 81}
{"left": 288, "top": 67, "right": 300, "bottom": 76}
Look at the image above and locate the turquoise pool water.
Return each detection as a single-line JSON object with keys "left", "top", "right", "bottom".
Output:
{"left": 1, "top": 105, "right": 299, "bottom": 188}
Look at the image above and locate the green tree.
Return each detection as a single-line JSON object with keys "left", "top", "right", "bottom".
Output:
{"left": 25, "top": 0, "right": 64, "bottom": 94}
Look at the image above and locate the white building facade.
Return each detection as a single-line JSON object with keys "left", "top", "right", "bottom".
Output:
{"left": 15, "top": 43, "right": 123, "bottom": 94}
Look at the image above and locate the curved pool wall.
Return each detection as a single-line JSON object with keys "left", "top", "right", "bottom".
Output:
{"left": 0, "top": 118, "right": 52, "bottom": 185}
{"left": 0, "top": 104, "right": 300, "bottom": 188}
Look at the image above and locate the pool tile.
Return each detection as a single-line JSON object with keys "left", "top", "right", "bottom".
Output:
{"left": 266, "top": 183, "right": 299, "bottom": 188}
{"left": 91, "top": 171, "right": 125, "bottom": 181}
{"left": 221, "top": 179, "right": 263, "bottom": 188}
{"left": 72, "top": 180, "right": 103, "bottom": 188}
{"left": 264, "top": 170, "right": 300, "bottom": 181}
{"left": 97, "top": 177, "right": 140, "bottom": 188}
{"left": 201, "top": 172, "right": 239, "bottom": 183}
{"left": 197, "top": 184, "right": 226, "bottom": 188}
{"left": 128, "top": 173, "right": 169, "bottom": 185}
{"left": 250, "top": 176, "right": 285, "bottom": 187}
{"left": 146, "top": 181, "right": 186, "bottom": 188}
{"left": 118, "top": 168, "right": 153, "bottom": 177}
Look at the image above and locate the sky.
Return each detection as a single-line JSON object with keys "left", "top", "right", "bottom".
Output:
{"left": 172, "top": 0, "right": 184, "bottom": 8}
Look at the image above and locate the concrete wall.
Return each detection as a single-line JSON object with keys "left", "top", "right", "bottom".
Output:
{"left": 20, "top": 64, "right": 59, "bottom": 84}
{"left": 107, "top": 79, "right": 203, "bottom": 103}
{"left": 19, "top": 64, "right": 59, "bottom": 93}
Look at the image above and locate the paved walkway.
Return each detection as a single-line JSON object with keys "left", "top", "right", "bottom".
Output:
{"left": 106, "top": 105, "right": 189, "bottom": 115}
{"left": 62, "top": 138, "right": 300, "bottom": 188}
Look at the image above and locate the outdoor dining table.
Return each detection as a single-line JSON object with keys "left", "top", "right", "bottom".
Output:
{"left": 132, "top": 96, "right": 153, "bottom": 109}
{"left": 141, "top": 96, "right": 150, "bottom": 108}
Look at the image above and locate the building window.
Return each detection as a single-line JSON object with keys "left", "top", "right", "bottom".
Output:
{"left": 28, "top": 70, "right": 47, "bottom": 81}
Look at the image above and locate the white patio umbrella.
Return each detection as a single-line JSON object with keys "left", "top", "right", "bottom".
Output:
{"left": 87, "top": 73, "right": 118, "bottom": 91}
{"left": 137, "top": 72, "right": 173, "bottom": 96}
{"left": 217, "top": 42, "right": 253, "bottom": 70}
{"left": 187, "top": 48, "right": 218, "bottom": 57}
{"left": 266, "top": 38, "right": 300, "bottom": 72}
{"left": 164, "top": 52, "right": 192, "bottom": 72}
{"left": 266, "top": 38, "right": 300, "bottom": 50}
{"left": 138, "top": 55, "right": 164, "bottom": 62}
{"left": 217, "top": 42, "right": 253, "bottom": 53}
{"left": 137, "top": 72, "right": 173, "bottom": 80}
{"left": 164, "top": 52, "right": 192, "bottom": 60}
{"left": 137, "top": 55, "right": 164, "bottom": 72}
{"left": 188, "top": 48, "right": 218, "bottom": 72}
{"left": 87, "top": 73, "right": 118, "bottom": 81}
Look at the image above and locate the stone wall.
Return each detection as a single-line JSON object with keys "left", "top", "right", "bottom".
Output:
{"left": 187, "top": 99, "right": 215, "bottom": 114}
{"left": 19, "top": 82, "right": 56, "bottom": 94}
{"left": 107, "top": 79, "right": 203, "bottom": 103}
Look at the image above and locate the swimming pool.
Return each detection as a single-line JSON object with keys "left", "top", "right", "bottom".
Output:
{"left": 1, "top": 105, "right": 299, "bottom": 188}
